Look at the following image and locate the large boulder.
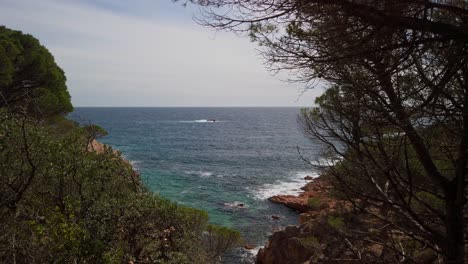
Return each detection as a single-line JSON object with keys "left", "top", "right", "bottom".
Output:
{"left": 256, "top": 226, "right": 315, "bottom": 264}
{"left": 268, "top": 195, "right": 310, "bottom": 213}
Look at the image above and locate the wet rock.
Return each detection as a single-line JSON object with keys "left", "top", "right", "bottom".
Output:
{"left": 271, "top": 215, "right": 280, "bottom": 220}
{"left": 244, "top": 244, "right": 257, "bottom": 250}
{"left": 268, "top": 195, "right": 310, "bottom": 213}
{"left": 304, "top": 175, "right": 314, "bottom": 180}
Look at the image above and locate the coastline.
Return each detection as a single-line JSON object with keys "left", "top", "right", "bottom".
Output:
{"left": 256, "top": 174, "right": 354, "bottom": 264}
{"left": 256, "top": 173, "right": 439, "bottom": 264}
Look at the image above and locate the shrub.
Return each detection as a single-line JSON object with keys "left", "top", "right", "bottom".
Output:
{"left": 0, "top": 115, "right": 238, "bottom": 263}
{"left": 204, "top": 224, "right": 242, "bottom": 260}
{"left": 299, "top": 236, "right": 320, "bottom": 249}
{"left": 307, "top": 197, "right": 322, "bottom": 210}
{"left": 327, "top": 216, "right": 345, "bottom": 230}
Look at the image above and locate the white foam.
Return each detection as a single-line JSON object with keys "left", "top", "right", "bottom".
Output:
{"left": 179, "top": 119, "right": 219, "bottom": 123}
{"left": 200, "top": 171, "right": 213, "bottom": 177}
{"left": 310, "top": 157, "right": 340, "bottom": 167}
{"left": 184, "top": 170, "right": 214, "bottom": 178}
{"left": 246, "top": 246, "right": 262, "bottom": 255}
{"left": 121, "top": 154, "right": 141, "bottom": 171}
{"left": 223, "top": 201, "right": 249, "bottom": 209}
{"left": 241, "top": 246, "right": 263, "bottom": 263}
{"left": 129, "top": 160, "right": 141, "bottom": 167}
{"left": 251, "top": 171, "right": 318, "bottom": 200}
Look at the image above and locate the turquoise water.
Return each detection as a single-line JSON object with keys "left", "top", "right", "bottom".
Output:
{"left": 69, "top": 107, "right": 322, "bottom": 263}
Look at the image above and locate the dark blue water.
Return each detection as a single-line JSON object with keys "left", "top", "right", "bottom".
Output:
{"left": 69, "top": 107, "right": 322, "bottom": 263}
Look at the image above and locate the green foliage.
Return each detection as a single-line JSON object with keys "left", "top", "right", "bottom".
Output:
{"left": 298, "top": 236, "right": 320, "bottom": 249}
{"left": 307, "top": 197, "right": 322, "bottom": 210}
{"left": 413, "top": 191, "right": 445, "bottom": 212}
{"left": 0, "top": 26, "right": 72, "bottom": 116}
{"left": 0, "top": 26, "right": 241, "bottom": 264}
{"left": 327, "top": 216, "right": 345, "bottom": 230}
{"left": 83, "top": 124, "right": 109, "bottom": 139}
{"left": 46, "top": 115, "right": 79, "bottom": 135}
{"left": 0, "top": 115, "right": 238, "bottom": 263}
{"left": 248, "top": 22, "right": 278, "bottom": 44}
{"left": 204, "top": 224, "right": 242, "bottom": 260}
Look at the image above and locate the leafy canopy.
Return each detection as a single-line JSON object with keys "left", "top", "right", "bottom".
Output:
{"left": 0, "top": 26, "right": 72, "bottom": 116}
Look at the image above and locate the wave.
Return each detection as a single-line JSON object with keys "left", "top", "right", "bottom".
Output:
{"left": 241, "top": 246, "right": 263, "bottom": 264}
{"left": 310, "top": 157, "right": 340, "bottom": 167}
{"left": 121, "top": 154, "right": 141, "bottom": 171}
{"left": 129, "top": 160, "right": 141, "bottom": 167}
{"left": 184, "top": 170, "right": 214, "bottom": 178}
{"left": 251, "top": 171, "right": 318, "bottom": 200}
{"left": 222, "top": 201, "right": 249, "bottom": 209}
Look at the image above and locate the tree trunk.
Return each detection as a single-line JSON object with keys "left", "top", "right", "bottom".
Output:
{"left": 445, "top": 183, "right": 465, "bottom": 264}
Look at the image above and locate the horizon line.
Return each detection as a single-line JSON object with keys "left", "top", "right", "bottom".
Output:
{"left": 73, "top": 106, "right": 313, "bottom": 108}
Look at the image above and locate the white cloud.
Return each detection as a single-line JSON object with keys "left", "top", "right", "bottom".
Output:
{"left": 0, "top": 0, "right": 322, "bottom": 106}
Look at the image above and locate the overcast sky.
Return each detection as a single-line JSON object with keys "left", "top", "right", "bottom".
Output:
{"left": 0, "top": 0, "right": 322, "bottom": 107}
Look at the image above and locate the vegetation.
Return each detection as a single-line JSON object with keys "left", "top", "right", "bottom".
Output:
{"left": 183, "top": 1, "right": 468, "bottom": 263}
{"left": 306, "top": 197, "right": 321, "bottom": 210}
{"left": 327, "top": 217, "right": 345, "bottom": 231}
{"left": 0, "top": 26, "right": 72, "bottom": 116}
{"left": 0, "top": 27, "right": 239, "bottom": 263}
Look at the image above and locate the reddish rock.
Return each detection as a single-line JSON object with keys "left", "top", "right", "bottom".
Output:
{"left": 268, "top": 195, "right": 310, "bottom": 212}
{"left": 244, "top": 244, "right": 257, "bottom": 250}
{"left": 299, "top": 213, "right": 312, "bottom": 224}
{"left": 255, "top": 226, "right": 314, "bottom": 264}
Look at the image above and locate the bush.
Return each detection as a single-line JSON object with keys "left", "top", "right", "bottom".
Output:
{"left": 204, "top": 224, "right": 242, "bottom": 260}
{"left": 299, "top": 236, "right": 320, "bottom": 249}
{"left": 307, "top": 197, "right": 322, "bottom": 210}
{"left": 0, "top": 115, "right": 238, "bottom": 263}
{"left": 83, "top": 124, "right": 108, "bottom": 139}
{"left": 327, "top": 216, "right": 345, "bottom": 230}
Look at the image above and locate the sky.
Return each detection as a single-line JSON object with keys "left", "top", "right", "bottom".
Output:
{"left": 0, "top": 0, "right": 322, "bottom": 107}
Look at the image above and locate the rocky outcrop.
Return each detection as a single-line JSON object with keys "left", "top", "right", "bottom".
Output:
{"left": 258, "top": 175, "right": 440, "bottom": 264}
{"left": 258, "top": 176, "right": 353, "bottom": 263}
{"left": 88, "top": 139, "right": 106, "bottom": 153}
{"left": 256, "top": 210, "right": 401, "bottom": 264}
{"left": 257, "top": 226, "right": 314, "bottom": 264}
{"left": 268, "top": 177, "right": 346, "bottom": 214}
{"left": 268, "top": 195, "right": 310, "bottom": 212}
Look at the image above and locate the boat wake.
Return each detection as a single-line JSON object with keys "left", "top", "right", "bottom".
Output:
{"left": 179, "top": 119, "right": 221, "bottom": 123}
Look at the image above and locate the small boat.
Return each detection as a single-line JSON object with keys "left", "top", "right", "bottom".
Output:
{"left": 207, "top": 119, "right": 216, "bottom": 122}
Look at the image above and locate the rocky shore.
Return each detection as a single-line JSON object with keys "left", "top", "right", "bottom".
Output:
{"left": 256, "top": 175, "right": 401, "bottom": 264}
{"left": 267, "top": 176, "right": 340, "bottom": 217}
{"left": 257, "top": 175, "right": 353, "bottom": 264}
{"left": 256, "top": 175, "right": 442, "bottom": 264}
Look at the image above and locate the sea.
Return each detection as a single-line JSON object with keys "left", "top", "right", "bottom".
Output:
{"left": 68, "top": 107, "right": 323, "bottom": 263}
